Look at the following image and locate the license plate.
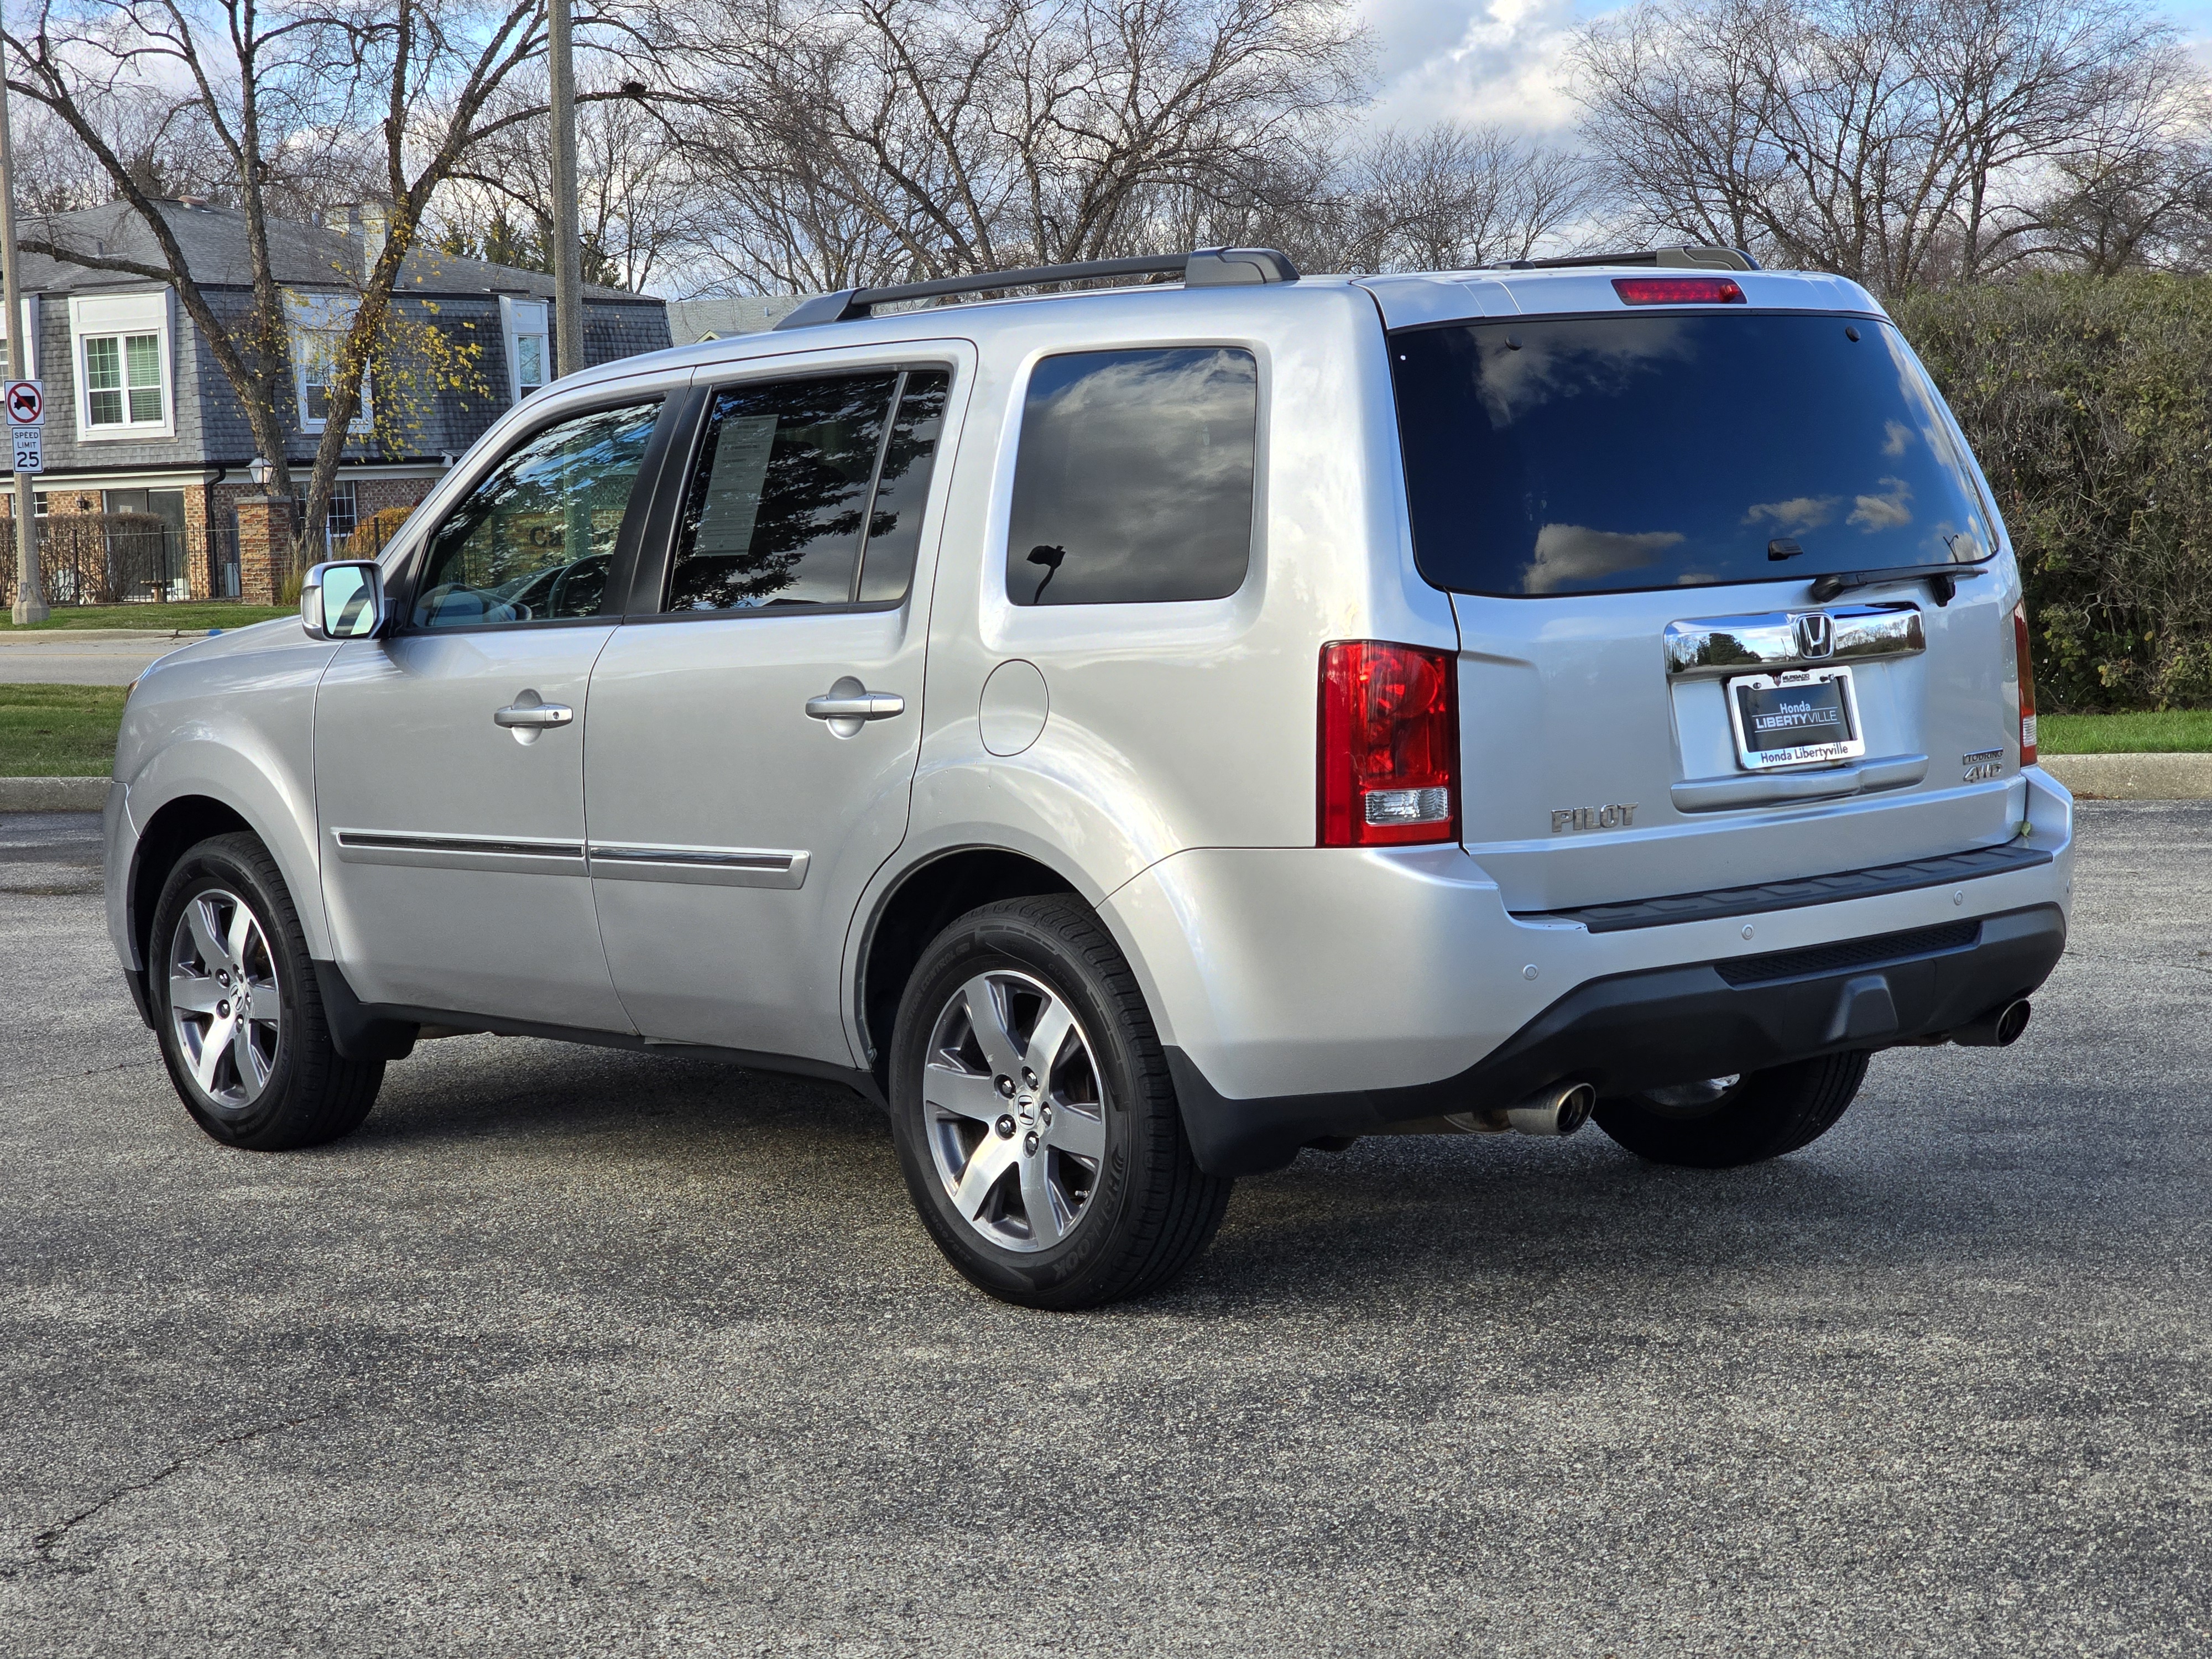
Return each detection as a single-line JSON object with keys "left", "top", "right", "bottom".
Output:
{"left": 1725, "top": 667, "right": 1865, "bottom": 770}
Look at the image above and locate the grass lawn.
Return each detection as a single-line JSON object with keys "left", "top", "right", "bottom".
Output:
{"left": 0, "top": 684, "right": 126, "bottom": 776}
{"left": 2039, "top": 709, "right": 2212, "bottom": 754}
{"left": 0, "top": 602, "right": 289, "bottom": 632}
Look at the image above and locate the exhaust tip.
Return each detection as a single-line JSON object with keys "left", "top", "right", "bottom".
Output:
{"left": 1505, "top": 1081, "right": 1597, "bottom": 1137}
{"left": 1952, "top": 998, "right": 2032, "bottom": 1048}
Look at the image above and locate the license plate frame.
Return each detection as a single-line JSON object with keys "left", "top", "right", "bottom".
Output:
{"left": 1724, "top": 666, "right": 1865, "bottom": 771}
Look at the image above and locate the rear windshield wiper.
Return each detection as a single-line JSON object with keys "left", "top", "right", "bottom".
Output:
{"left": 1808, "top": 563, "right": 1988, "bottom": 607}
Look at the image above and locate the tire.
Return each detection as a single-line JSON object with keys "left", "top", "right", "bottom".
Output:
{"left": 888, "top": 895, "right": 1232, "bottom": 1310}
{"left": 149, "top": 832, "right": 384, "bottom": 1151}
{"left": 1593, "top": 1050, "right": 1869, "bottom": 1169}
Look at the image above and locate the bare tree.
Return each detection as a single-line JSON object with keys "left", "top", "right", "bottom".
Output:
{"left": 437, "top": 80, "right": 693, "bottom": 291}
{"left": 1329, "top": 123, "right": 1592, "bottom": 272}
{"left": 659, "top": 0, "right": 1366, "bottom": 292}
{"left": 1570, "top": 0, "right": 2200, "bottom": 294}
{"left": 4, "top": 0, "right": 634, "bottom": 567}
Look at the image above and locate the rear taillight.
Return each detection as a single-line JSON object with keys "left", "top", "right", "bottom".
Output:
{"left": 1318, "top": 641, "right": 1459, "bottom": 847}
{"left": 2012, "top": 601, "right": 2038, "bottom": 765}
{"left": 1611, "top": 276, "right": 1745, "bottom": 305}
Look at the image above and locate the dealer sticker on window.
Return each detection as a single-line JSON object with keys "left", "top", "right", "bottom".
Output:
{"left": 1725, "top": 666, "right": 1866, "bottom": 771}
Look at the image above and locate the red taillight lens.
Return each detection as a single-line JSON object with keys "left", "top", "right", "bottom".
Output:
{"left": 1611, "top": 276, "right": 1745, "bottom": 305}
{"left": 1318, "top": 641, "right": 1459, "bottom": 847}
{"left": 2013, "top": 601, "right": 2038, "bottom": 765}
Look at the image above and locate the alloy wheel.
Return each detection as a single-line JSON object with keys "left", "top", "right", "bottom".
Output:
{"left": 166, "top": 888, "right": 283, "bottom": 1110}
{"left": 922, "top": 969, "right": 1107, "bottom": 1253}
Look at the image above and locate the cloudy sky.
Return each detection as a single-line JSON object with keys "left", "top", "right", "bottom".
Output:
{"left": 1357, "top": 0, "right": 2212, "bottom": 137}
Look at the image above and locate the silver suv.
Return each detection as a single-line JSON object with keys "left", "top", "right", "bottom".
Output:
{"left": 105, "top": 246, "right": 2071, "bottom": 1308}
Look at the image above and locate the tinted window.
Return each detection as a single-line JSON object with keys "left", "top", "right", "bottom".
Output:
{"left": 1006, "top": 347, "right": 1256, "bottom": 606}
{"left": 857, "top": 371, "right": 951, "bottom": 604}
{"left": 667, "top": 374, "right": 897, "bottom": 611}
{"left": 411, "top": 401, "right": 660, "bottom": 628}
{"left": 1390, "top": 314, "right": 1997, "bottom": 597}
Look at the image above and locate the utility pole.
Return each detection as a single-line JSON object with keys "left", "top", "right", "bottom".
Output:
{"left": 547, "top": 0, "right": 585, "bottom": 379}
{"left": 0, "top": 59, "right": 46, "bottom": 623}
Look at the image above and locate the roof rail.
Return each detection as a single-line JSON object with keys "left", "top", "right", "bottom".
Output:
{"left": 772, "top": 247, "right": 1300, "bottom": 331}
{"left": 1502, "top": 245, "right": 1759, "bottom": 273}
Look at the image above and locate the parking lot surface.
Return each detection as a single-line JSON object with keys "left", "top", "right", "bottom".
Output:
{"left": 1, "top": 803, "right": 2205, "bottom": 1656}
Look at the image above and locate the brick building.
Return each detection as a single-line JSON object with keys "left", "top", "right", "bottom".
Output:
{"left": 4, "top": 198, "right": 671, "bottom": 601}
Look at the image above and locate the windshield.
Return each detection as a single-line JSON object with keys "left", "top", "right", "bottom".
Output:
{"left": 1389, "top": 312, "right": 1997, "bottom": 597}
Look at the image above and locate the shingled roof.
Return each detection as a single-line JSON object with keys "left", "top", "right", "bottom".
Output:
{"left": 18, "top": 199, "right": 647, "bottom": 301}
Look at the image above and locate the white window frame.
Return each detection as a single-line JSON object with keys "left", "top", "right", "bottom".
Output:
{"left": 500, "top": 295, "right": 549, "bottom": 405}
{"left": 288, "top": 290, "right": 371, "bottom": 435}
{"left": 69, "top": 291, "right": 173, "bottom": 441}
{"left": 0, "top": 295, "right": 39, "bottom": 376}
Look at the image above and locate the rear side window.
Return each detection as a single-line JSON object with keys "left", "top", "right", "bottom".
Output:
{"left": 665, "top": 368, "right": 950, "bottom": 612}
{"left": 1006, "top": 347, "right": 1256, "bottom": 606}
{"left": 1390, "top": 313, "right": 1997, "bottom": 597}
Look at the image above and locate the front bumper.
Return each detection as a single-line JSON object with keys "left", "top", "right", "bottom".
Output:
{"left": 1165, "top": 902, "right": 2065, "bottom": 1175}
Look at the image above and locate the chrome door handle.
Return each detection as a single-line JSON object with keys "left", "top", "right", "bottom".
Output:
{"left": 805, "top": 689, "right": 905, "bottom": 721}
{"left": 494, "top": 702, "right": 574, "bottom": 728}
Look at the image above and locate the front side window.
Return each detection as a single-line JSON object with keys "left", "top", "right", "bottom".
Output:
{"left": 1389, "top": 312, "right": 1999, "bottom": 597}
{"left": 1005, "top": 347, "right": 1257, "bottom": 606}
{"left": 84, "top": 332, "right": 164, "bottom": 427}
{"left": 665, "top": 368, "right": 948, "bottom": 612}
{"left": 411, "top": 400, "right": 661, "bottom": 629}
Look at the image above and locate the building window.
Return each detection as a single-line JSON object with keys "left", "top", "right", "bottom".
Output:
{"left": 69, "top": 292, "right": 173, "bottom": 441}
{"left": 84, "top": 333, "right": 164, "bottom": 426}
{"left": 289, "top": 291, "right": 369, "bottom": 433}
{"left": 326, "top": 481, "right": 358, "bottom": 539}
{"left": 500, "top": 296, "right": 550, "bottom": 404}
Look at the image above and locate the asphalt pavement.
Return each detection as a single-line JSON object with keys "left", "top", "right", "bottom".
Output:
{"left": 0, "top": 632, "right": 199, "bottom": 685}
{"left": 1, "top": 804, "right": 2205, "bottom": 1656}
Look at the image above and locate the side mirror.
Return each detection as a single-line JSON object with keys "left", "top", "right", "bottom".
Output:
{"left": 302, "top": 560, "right": 387, "bottom": 640}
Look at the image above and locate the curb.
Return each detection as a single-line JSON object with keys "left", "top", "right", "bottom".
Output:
{"left": 2040, "top": 753, "right": 2212, "bottom": 800}
{"left": 0, "top": 776, "right": 108, "bottom": 811}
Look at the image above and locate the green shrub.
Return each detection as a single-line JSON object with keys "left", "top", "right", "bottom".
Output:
{"left": 1894, "top": 273, "right": 2212, "bottom": 712}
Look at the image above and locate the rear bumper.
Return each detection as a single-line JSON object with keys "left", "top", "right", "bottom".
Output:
{"left": 1103, "top": 768, "right": 2074, "bottom": 1177}
{"left": 1165, "top": 902, "right": 2065, "bottom": 1175}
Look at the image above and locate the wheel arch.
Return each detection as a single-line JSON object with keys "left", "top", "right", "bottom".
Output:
{"left": 854, "top": 846, "right": 1082, "bottom": 1091}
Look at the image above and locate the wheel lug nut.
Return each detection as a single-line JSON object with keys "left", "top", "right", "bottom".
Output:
{"left": 1021, "top": 1068, "right": 1038, "bottom": 1088}
{"left": 1040, "top": 1105, "right": 1053, "bottom": 1126}
{"left": 1023, "top": 1131, "right": 1039, "bottom": 1155}
{"left": 217, "top": 1001, "right": 230, "bottom": 1018}
{"left": 995, "top": 1076, "right": 1015, "bottom": 1097}
{"left": 995, "top": 1114, "right": 1016, "bottom": 1138}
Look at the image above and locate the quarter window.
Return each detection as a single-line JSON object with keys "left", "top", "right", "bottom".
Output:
{"left": 410, "top": 400, "right": 661, "bottom": 629}
{"left": 1005, "top": 347, "right": 1257, "bottom": 606}
{"left": 84, "top": 333, "right": 164, "bottom": 427}
{"left": 665, "top": 369, "right": 949, "bottom": 612}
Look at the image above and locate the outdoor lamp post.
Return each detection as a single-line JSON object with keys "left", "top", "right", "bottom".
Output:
{"left": 248, "top": 456, "right": 273, "bottom": 488}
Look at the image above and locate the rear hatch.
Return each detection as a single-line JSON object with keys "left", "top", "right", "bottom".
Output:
{"left": 1385, "top": 288, "right": 2026, "bottom": 914}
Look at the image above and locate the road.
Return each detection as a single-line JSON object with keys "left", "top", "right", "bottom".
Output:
{"left": 0, "top": 632, "right": 204, "bottom": 686}
{"left": 1, "top": 803, "right": 2205, "bottom": 1656}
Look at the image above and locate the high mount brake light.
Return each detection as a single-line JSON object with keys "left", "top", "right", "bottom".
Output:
{"left": 1612, "top": 276, "right": 1746, "bottom": 305}
{"left": 1318, "top": 641, "right": 1459, "bottom": 847}
{"left": 2013, "top": 601, "right": 2038, "bottom": 765}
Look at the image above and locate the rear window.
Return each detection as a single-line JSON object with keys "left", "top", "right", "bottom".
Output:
{"left": 1390, "top": 312, "right": 1997, "bottom": 598}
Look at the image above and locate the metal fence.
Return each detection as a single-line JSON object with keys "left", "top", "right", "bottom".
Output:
{"left": 0, "top": 515, "right": 241, "bottom": 608}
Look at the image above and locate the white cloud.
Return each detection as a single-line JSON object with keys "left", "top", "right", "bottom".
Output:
{"left": 1354, "top": 0, "right": 1587, "bottom": 136}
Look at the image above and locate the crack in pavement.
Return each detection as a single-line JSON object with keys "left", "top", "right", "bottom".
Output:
{"left": 27, "top": 1411, "right": 335, "bottom": 1559}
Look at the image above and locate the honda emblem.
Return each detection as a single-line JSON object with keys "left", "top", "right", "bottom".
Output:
{"left": 1791, "top": 612, "right": 1834, "bottom": 659}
